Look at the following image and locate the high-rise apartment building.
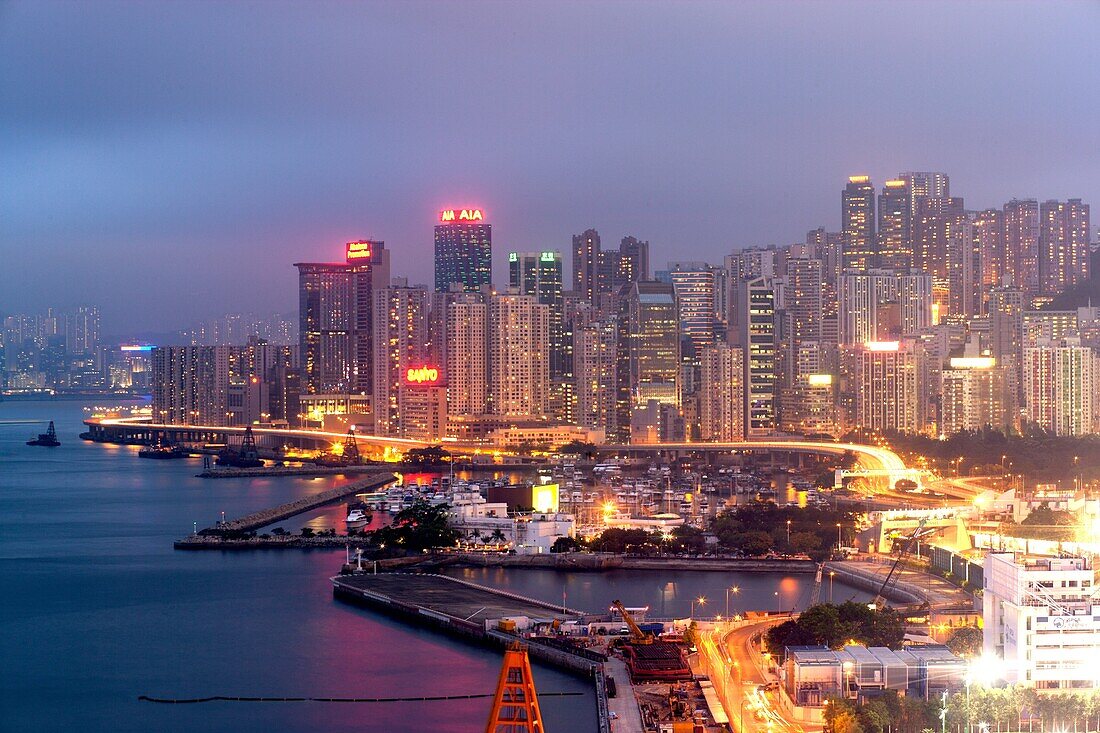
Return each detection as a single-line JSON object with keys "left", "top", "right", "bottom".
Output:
{"left": 837, "top": 271, "right": 933, "bottom": 345}
{"left": 1023, "top": 337, "right": 1096, "bottom": 436}
{"left": 974, "top": 208, "right": 1006, "bottom": 305}
{"left": 295, "top": 240, "right": 391, "bottom": 397}
{"left": 445, "top": 293, "right": 488, "bottom": 418}
{"left": 573, "top": 319, "right": 620, "bottom": 438}
{"left": 698, "top": 342, "right": 745, "bottom": 441}
{"left": 940, "top": 356, "right": 1008, "bottom": 435}
{"left": 488, "top": 291, "right": 549, "bottom": 417}
{"left": 783, "top": 256, "right": 823, "bottom": 343}
{"left": 434, "top": 207, "right": 491, "bottom": 293}
{"left": 877, "top": 179, "right": 912, "bottom": 270}
{"left": 617, "top": 281, "right": 680, "bottom": 442}
{"left": 1004, "top": 199, "right": 1041, "bottom": 294}
{"left": 842, "top": 176, "right": 876, "bottom": 271}
{"left": 1039, "top": 199, "right": 1091, "bottom": 295}
{"left": 509, "top": 252, "right": 567, "bottom": 410}
{"left": 730, "top": 276, "right": 776, "bottom": 436}
{"left": 779, "top": 373, "right": 838, "bottom": 436}
{"left": 856, "top": 340, "right": 920, "bottom": 433}
{"left": 899, "top": 171, "right": 950, "bottom": 215}
{"left": 572, "top": 228, "right": 601, "bottom": 301}
{"left": 151, "top": 345, "right": 232, "bottom": 426}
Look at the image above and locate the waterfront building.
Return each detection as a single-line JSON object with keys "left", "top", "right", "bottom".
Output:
{"left": 940, "top": 355, "right": 1008, "bottom": 435}
{"left": 1004, "top": 198, "right": 1041, "bottom": 294}
{"left": 447, "top": 492, "right": 575, "bottom": 555}
{"left": 295, "top": 240, "right": 391, "bottom": 397}
{"left": 1023, "top": 337, "right": 1097, "bottom": 436}
{"left": 842, "top": 175, "right": 876, "bottom": 271}
{"left": 488, "top": 291, "right": 549, "bottom": 417}
{"left": 855, "top": 340, "right": 920, "bottom": 433}
{"left": 877, "top": 179, "right": 912, "bottom": 270}
{"left": 371, "top": 281, "right": 429, "bottom": 437}
{"left": 698, "top": 342, "right": 745, "bottom": 442}
{"left": 445, "top": 293, "right": 488, "bottom": 419}
{"left": 984, "top": 553, "right": 1100, "bottom": 690}
{"left": 151, "top": 345, "right": 232, "bottom": 426}
{"left": 434, "top": 207, "right": 491, "bottom": 293}
{"left": 1039, "top": 199, "right": 1091, "bottom": 295}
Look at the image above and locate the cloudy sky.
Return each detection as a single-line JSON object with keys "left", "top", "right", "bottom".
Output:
{"left": 1, "top": 0, "right": 1098, "bottom": 332}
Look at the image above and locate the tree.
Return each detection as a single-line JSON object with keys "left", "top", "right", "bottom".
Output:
{"left": 732, "top": 530, "right": 774, "bottom": 556}
{"left": 945, "top": 625, "right": 983, "bottom": 657}
{"left": 789, "top": 530, "right": 823, "bottom": 555}
{"left": 551, "top": 536, "right": 581, "bottom": 553}
{"left": 369, "top": 500, "right": 459, "bottom": 553}
{"left": 558, "top": 440, "right": 598, "bottom": 459}
{"left": 404, "top": 445, "right": 451, "bottom": 465}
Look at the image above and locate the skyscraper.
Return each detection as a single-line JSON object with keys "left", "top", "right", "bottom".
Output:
{"left": 899, "top": 171, "right": 950, "bottom": 214}
{"left": 617, "top": 281, "right": 680, "bottom": 442}
{"left": 445, "top": 293, "right": 488, "bottom": 418}
{"left": 372, "top": 281, "right": 428, "bottom": 436}
{"left": 1023, "top": 338, "right": 1096, "bottom": 436}
{"left": 488, "top": 291, "right": 549, "bottom": 417}
{"left": 296, "top": 240, "right": 391, "bottom": 396}
{"left": 1003, "top": 199, "right": 1040, "bottom": 294}
{"left": 571, "top": 228, "right": 601, "bottom": 301}
{"left": 842, "top": 176, "right": 876, "bottom": 271}
{"left": 664, "top": 262, "right": 716, "bottom": 353}
{"left": 973, "top": 208, "right": 1006, "bottom": 305}
{"left": 856, "top": 340, "right": 920, "bottom": 433}
{"left": 434, "top": 207, "right": 491, "bottom": 293}
{"left": 730, "top": 276, "right": 776, "bottom": 436}
{"left": 837, "top": 271, "right": 932, "bottom": 345}
{"left": 698, "top": 342, "right": 745, "bottom": 441}
{"left": 940, "top": 356, "right": 1008, "bottom": 435}
{"left": 509, "top": 251, "right": 567, "bottom": 419}
{"left": 1039, "top": 199, "right": 1091, "bottom": 295}
{"left": 573, "top": 318, "right": 619, "bottom": 437}
{"left": 877, "top": 179, "right": 912, "bottom": 270}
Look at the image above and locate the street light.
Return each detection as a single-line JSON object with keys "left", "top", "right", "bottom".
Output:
{"left": 726, "top": 585, "right": 740, "bottom": 617}
{"left": 691, "top": 595, "right": 706, "bottom": 620}
{"left": 836, "top": 522, "right": 842, "bottom": 549}
{"left": 829, "top": 571, "right": 835, "bottom": 603}
{"left": 774, "top": 590, "right": 780, "bottom": 614}
{"left": 786, "top": 519, "right": 792, "bottom": 545}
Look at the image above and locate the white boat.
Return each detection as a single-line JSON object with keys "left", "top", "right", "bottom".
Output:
{"left": 345, "top": 509, "right": 371, "bottom": 530}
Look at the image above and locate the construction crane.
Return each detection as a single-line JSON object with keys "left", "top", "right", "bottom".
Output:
{"left": 485, "top": 642, "right": 545, "bottom": 733}
{"left": 871, "top": 517, "right": 930, "bottom": 610}
{"left": 611, "top": 599, "right": 653, "bottom": 644}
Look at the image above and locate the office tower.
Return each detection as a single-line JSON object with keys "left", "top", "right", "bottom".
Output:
{"left": 1023, "top": 338, "right": 1096, "bottom": 436}
{"left": 64, "top": 305, "right": 101, "bottom": 354}
{"left": 573, "top": 319, "right": 619, "bottom": 437}
{"left": 974, "top": 208, "right": 1006, "bottom": 304}
{"left": 841, "top": 175, "right": 876, "bottom": 271}
{"left": 984, "top": 553, "right": 1100, "bottom": 690}
{"left": 877, "top": 179, "right": 912, "bottom": 270}
{"left": 711, "top": 264, "right": 730, "bottom": 331}
{"left": 509, "top": 251, "right": 567, "bottom": 417}
{"left": 899, "top": 171, "right": 950, "bottom": 215}
{"left": 856, "top": 340, "right": 920, "bottom": 433}
{"left": 488, "top": 291, "right": 549, "bottom": 417}
{"left": 434, "top": 207, "right": 491, "bottom": 293}
{"left": 571, "top": 228, "right": 601, "bottom": 301}
{"left": 730, "top": 276, "right": 776, "bottom": 436}
{"left": 837, "top": 271, "right": 932, "bottom": 345}
{"left": 1040, "top": 199, "right": 1091, "bottom": 294}
{"left": 372, "top": 282, "right": 428, "bottom": 436}
{"left": 698, "top": 342, "right": 745, "bottom": 441}
{"left": 615, "top": 236, "right": 650, "bottom": 286}
{"left": 296, "top": 240, "right": 390, "bottom": 397}
{"left": 445, "top": 293, "right": 488, "bottom": 418}
{"left": 940, "top": 356, "right": 1008, "bottom": 435}
{"left": 151, "top": 345, "right": 232, "bottom": 426}
{"left": 616, "top": 281, "right": 680, "bottom": 442}
{"left": 665, "top": 262, "right": 716, "bottom": 353}
{"left": 784, "top": 256, "right": 823, "bottom": 343}
{"left": 1003, "top": 199, "right": 1040, "bottom": 294}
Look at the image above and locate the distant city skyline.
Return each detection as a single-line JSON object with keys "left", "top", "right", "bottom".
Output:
{"left": 2, "top": 1, "right": 1099, "bottom": 330}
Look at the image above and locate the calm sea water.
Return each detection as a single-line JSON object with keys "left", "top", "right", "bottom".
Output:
{"left": 0, "top": 399, "right": 867, "bottom": 733}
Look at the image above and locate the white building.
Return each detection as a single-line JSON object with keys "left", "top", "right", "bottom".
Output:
{"left": 983, "top": 553, "right": 1100, "bottom": 690}
{"left": 447, "top": 492, "right": 574, "bottom": 554}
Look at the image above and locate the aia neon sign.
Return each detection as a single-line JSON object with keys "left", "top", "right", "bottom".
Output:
{"left": 439, "top": 208, "right": 484, "bottom": 223}
{"left": 404, "top": 365, "right": 444, "bottom": 386}
{"left": 346, "top": 241, "right": 373, "bottom": 262}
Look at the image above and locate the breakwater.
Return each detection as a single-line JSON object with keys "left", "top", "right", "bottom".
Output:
{"left": 402, "top": 551, "right": 817, "bottom": 573}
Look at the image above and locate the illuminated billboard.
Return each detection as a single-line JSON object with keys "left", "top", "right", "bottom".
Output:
{"left": 403, "top": 365, "right": 445, "bottom": 386}
{"left": 865, "top": 341, "right": 901, "bottom": 352}
{"left": 345, "top": 240, "right": 374, "bottom": 262}
{"left": 120, "top": 345, "right": 154, "bottom": 352}
{"left": 532, "top": 483, "right": 559, "bottom": 514}
{"left": 806, "top": 374, "right": 833, "bottom": 387}
{"left": 439, "top": 208, "right": 484, "bottom": 223}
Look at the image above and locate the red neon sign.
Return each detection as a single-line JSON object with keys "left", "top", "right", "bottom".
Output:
{"left": 404, "top": 365, "right": 444, "bottom": 386}
{"left": 346, "top": 240, "right": 373, "bottom": 262}
{"left": 439, "top": 208, "right": 484, "bottom": 223}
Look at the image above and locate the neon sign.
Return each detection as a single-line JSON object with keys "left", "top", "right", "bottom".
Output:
{"left": 404, "top": 365, "right": 444, "bottom": 386}
{"left": 439, "top": 208, "right": 484, "bottom": 223}
{"left": 346, "top": 241, "right": 373, "bottom": 262}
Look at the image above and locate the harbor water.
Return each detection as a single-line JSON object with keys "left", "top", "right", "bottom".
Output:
{"left": 0, "top": 399, "right": 867, "bottom": 733}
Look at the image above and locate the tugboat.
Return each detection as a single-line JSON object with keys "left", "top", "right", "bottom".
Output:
{"left": 27, "top": 421, "right": 61, "bottom": 447}
{"left": 138, "top": 440, "right": 187, "bottom": 459}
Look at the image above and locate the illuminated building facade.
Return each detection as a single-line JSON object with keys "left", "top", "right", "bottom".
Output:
{"left": 445, "top": 293, "right": 488, "bottom": 418}
{"left": 295, "top": 240, "right": 390, "bottom": 396}
{"left": 838, "top": 271, "right": 933, "bottom": 345}
{"left": 1039, "top": 199, "right": 1090, "bottom": 295}
{"left": 371, "top": 282, "right": 428, "bottom": 436}
{"left": 698, "top": 342, "right": 745, "bottom": 441}
{"left": 399, "top": 365, "right": 447, "bottom": 441}
{"left": 573, "top": 318, "right": 619, "bottom": 437}
{"left": 571, "top": 228, "right": 601, "bottom": 301}
{"left": 509, "top": 251, "right": 567, "bottom": 417}
{"left": 842, "top": 175, "right": 876, "bottom": 271}
{"left": 730, "top": 276, "right": 776, "bottom": 436}
{"left": 940, "top": 356, "right": 1008, "bottom": 435}
{"left": 617, "top": 281, "right": 680, "bottom": 442}
{"left": 779, "top": 374, "right": 838, "bottom": 436}
{"left": 1023, "top": 338, "right": 1096, "bottom": 436}
{"left": 488, "top": 291, "right": 549, "bottom": 417}
{"left": 973, "top": 208, "right": 1006, "bottom": 306}
{"left": 434, "top": 208, "right": 491, "bottom": 293}
{"left": 1004, "top": 198, "right": 1040, "bottom": 294}
{"left": 664, "top": 261, "right": 716, "bottom": 353}
{"left": 151, "top": 345, "right": 231, "bottom": 426}
{"left": 856, "top": 340, "right": 920, "bottom": 433}
{"left": 899, "top": 171, "right": 950, "bottom": 214}
{"left": 877, "top": 179, "right": 912, "bottom": 270}
{"left": 783, "top": 256, "right": 823, "bottom": 343}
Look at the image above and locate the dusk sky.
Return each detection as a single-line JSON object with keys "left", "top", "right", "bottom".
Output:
{"left": 2, "top": 0, "right": 1098, "bottom": 333}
